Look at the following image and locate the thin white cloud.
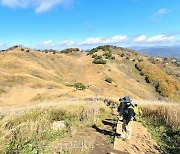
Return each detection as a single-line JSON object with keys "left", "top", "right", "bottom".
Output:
{"left": 0, "top": 0, "right": 73, "bottom": 13}
{"left": 35, "top": 0, "right": 65, "bottom": 13}
{"left": 133, "top": 34, "right": 174, "bottom": 44}
{"left": 60, "top": 40, "right": 75, "bottom": 46}
{"left": 154, "top": 8, "right": 169, "bottom": 16}
{"left": 147, "top": 35, "right": 174, "bottom": 42}
{"left": 42, "top": 40, "right": 54, "bottom": 46}
{"left": 4, "top": 34, "right": 179, "bottom": 50}
{"left": 80, "top": 37, "right": 101, "bottom": 45}
{"left": 134, "top": 35, "right": 148, "bottom": 42}
{"left": 80, "top": 35, "right": 127, "bottom": 45}
{"left": 152, "top": 8, "right": 170, "bottom": 22}
{"left": 1, "top": 0, "right": 29, "bottom": 8}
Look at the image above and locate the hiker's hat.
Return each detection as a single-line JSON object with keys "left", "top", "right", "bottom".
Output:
{"left": 120, "top": 96, "right": 132, "bottom": 103}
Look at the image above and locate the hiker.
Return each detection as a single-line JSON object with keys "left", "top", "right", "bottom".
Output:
{"left": 117, "top": 98, "right": 126, "bottom": 118}
{"left": 117, "top": 96, "right": 135, "bottom": 141}
{"left": 134, "top": 104, "right": 142, "bottom": 122}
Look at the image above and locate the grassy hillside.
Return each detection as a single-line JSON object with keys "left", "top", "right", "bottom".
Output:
{"left": 0, "top": 46, "right": 180, "bottom": 153}
{"left": 0, "top": 45, "right": 179, "bottom": 106}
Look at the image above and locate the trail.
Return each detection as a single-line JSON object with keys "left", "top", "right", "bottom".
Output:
{"left": 111, "top": 121, "right": 160, "bottom": 154}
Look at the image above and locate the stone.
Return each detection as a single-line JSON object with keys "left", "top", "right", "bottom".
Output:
{"left": 52, "top": 121, "right": 66, "bottom": 130}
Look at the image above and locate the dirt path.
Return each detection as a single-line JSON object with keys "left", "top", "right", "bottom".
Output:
{"left": 111, "top": 122, "right": 160, "bottom": 154}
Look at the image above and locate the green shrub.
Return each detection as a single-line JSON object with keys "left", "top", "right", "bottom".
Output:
{"left": 104, "top": 52, "right": 112, "bottom": 59}
{"left": 74, "top": 83, "right": 86, "bottom": 90}
{"left": 111, "top": 56, "right": 115, "bottom": 60}
{"left": 94, "top": 55, "right": 102, "bottom": 60}
{"left": 61, "top": 48, "right": 79, "bottom": 54}
{"left": 88, "top": 48, "right": 98, "bottom": 55}
{"left": 92, "top": 54, "right": 97, "bottom": 58}
{"left": 93, "top": 58, "right": 107, "bottom": 64}
{"left": 61, "top": 48, "right": 72, "bottom": 54}
{"left": 97, "top": 45, "right": 111, "bottom": 52}
{"left": 138, "top": 58, "right": 143, "bottom": 62}
{"left": 174, "top": 61, "right": 180, "bottom": 67}
{"left": 121, "top": 53, "right": 124, "bottom": 57}
{"left": 105, "top": 77, "right": 114, "bottom": 83}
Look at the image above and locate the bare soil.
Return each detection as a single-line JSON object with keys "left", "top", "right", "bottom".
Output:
{"left": 112, "top": 122, "right": 160, "bottom": 154}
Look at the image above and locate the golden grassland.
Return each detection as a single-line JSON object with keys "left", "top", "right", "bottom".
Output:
{"left": 0, "top": 47, "right": 160, "bottom": 107}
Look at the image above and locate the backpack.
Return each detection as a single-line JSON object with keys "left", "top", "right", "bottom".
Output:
{"left": 133, "top": 106, "right": 142, "bottom": 122}
{"left": 121, "top": 103, "right": 134, "bottom": 118}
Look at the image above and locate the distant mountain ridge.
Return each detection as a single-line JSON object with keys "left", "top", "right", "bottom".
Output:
{"left": 131, "top": 46, "right": 180, "bottom": 59}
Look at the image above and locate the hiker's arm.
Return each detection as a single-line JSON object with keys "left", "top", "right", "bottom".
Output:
{"left": 126, "top": 108, "right": 134, "bottom": 125}
{"left": 119, "top": 103, "right": 125, "bottom": 116}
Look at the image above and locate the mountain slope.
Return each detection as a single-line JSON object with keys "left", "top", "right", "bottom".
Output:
{"left": 0, "top": 46, "right": 171, "bottom": 106}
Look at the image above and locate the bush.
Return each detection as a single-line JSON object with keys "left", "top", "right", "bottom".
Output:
{"left": 174, "top": 61, "right": 180, "bottom": 67}
{"left": 74, "top": 83, "right": 86, "bottom": 90}
{"left": 93, "top": 58, "right": 107, "bottom": 64}
{"left": 94, "top": 55, "right": 102, "bottom": 60}
{"left": 121, "top": 53, "right": 124, "bottom": 57}
{"left": 92, "top": 54, "right": 97, "bottom": 58}
{"left": 97, "top": 45, "right": 111, "bottom": 52}
{"left": 104, "top": 52, "right": 112, "bottom": 59}
{"left": 138, "top": 58, "right": 143, "bottom": 62}
{"left": 135, "top": 61, "right": 180, "bottom": 97}
{"left": 111, "top": 56, "right": 115, "bottom": 60}
{"left": 61, "top": 48, "right": 72, "bottom": 54}
{"left": 61, "top": 48, "right": 79, "bottom": 54}
{"left": 88, "top": 48, "right": 98, "bottom": 55}
{"left": 105, "top": 77, "right": 114, "bottom": 83}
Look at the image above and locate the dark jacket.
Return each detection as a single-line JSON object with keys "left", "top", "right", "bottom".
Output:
{"left": 120, "top": 104, "right": 135, "bottom": 124}
{"left": 125, "top": 106, "right": 135, "bottom": 124}
{"left": 117, "top": 102, "right": 126, "bottom": 116}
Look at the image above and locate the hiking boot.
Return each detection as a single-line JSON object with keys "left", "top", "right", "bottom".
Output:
{"left": 123, "top": 138, "right": 129, "bottom": 142}
{"left": 115, "top": 133, "right": 121, "bottom": 138}
{"left": 116, "top": 134, "right": 125, "bottom": 139}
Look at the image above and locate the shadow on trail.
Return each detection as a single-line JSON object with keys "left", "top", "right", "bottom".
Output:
{"left": 92, "top": 118, "right": 128, "bottom": 154}
{"left": 92, "top": 124, "right": 114, "bottom": 136}
{"left": 92, "top": 118, "right": 118, "bottom": 136}
{"left": 102, "top": 120, "right": 116, "bottom": 127}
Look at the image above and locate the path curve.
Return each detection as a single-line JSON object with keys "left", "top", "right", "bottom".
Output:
{"left": 111, "top": 122, "right": 160, "bottom": 154}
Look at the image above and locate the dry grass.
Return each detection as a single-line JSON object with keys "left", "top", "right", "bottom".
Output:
{"left": 134, "top": 100, "right": 180, "bottom": 130}
{"left": 135, "top": 100, "right": 180, "bottom": 153}
{"left": 0, "top": 48, "right": 160, "bottom": 107}
{"left": 0, "top": 100, "right": 110, "bottom": 153}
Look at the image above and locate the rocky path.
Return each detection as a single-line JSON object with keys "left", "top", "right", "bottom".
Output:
{"left": 111, "top": 122, "right": 160, "bottom": 154}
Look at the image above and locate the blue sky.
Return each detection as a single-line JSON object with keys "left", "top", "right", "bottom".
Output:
{"left": 0, "top": 0, "right": 180, "bottom": 49}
